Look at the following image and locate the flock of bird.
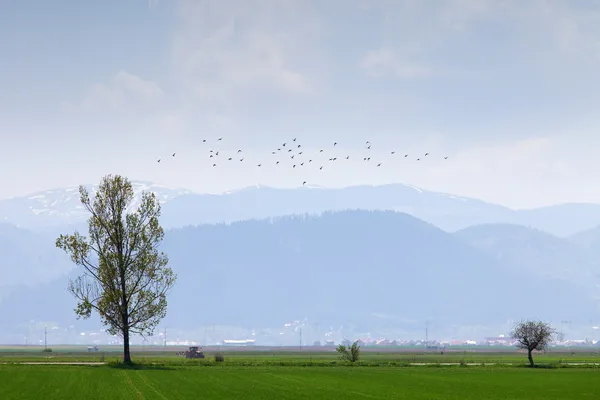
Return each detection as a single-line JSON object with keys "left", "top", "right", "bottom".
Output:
{"left": 156, "top": 137, "right": 450, "bottom": 186}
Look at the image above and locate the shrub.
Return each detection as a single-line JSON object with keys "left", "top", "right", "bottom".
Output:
{"left": 42, "top": 348, "right": 52, "bottom": 353}
{"left": 336, "top": 340, "right": 360, "bottom": 363}
{"left": 214, "top": 354, "right": 224, "bottom": 363}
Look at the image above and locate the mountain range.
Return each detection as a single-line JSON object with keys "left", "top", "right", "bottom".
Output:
{"left": 2, "top": 208, "right": 600, "bottom": 343}
{"left": 3, "top": 181, "right": 600, "bottom": 236}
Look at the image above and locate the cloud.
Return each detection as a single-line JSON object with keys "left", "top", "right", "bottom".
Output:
{"left": 359, "top": 47, "right": 433, "bottom": 78}
{"left": 66, "top": 71, "right": 164, "bottom": 114}
{"left": 171, "top": 0, "right": 323, "bottom": 106}
{"left": 359, "top": 0, "right": 600, "bottom": 80}
{"left": 410, "top": 134, "right": 600, "bottom": 208}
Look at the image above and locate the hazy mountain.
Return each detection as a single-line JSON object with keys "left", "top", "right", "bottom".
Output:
{"left": 454, "top": 224, "right": 600, "bottom": 287}
{"left": 2, "top": 211, "right": 595, "bottom": 339}
{"left": 514, "top": 203, "right": 600, "bottom": 239}
{"left": 567, "top": 225, "right": 600, "bottom": 259}
{"left": 3, "top": 181, "right": 600, "bottom": 236}
{"left": 0, "top": 181, "right": 191, "bottom": 232}
{"left": 0, "top": 223, "right": 72, "bottom": 292}
{"left": 158, "top": 183, "right": 514, "bottom": 233}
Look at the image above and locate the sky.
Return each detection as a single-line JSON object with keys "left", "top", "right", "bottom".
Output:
{"left": 2, "top": 0, "right": 600, "bottom": 209}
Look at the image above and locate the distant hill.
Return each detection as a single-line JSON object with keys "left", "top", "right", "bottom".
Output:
{"left": 454, "top": 224, "right": 600, "bottom": 287}
{"left": 0, "top": 181, "right": 191, "bottom": 232}
{"left": 514, "top": 203, "right": 600, "bottom": 239}
{"left": 567, "top": 225, "right": 600, "bottom": 259}
{"left": 0, "top": 223, "right": 72, "bottom": 291}
{"left": 2, "top": 211, "right": 598, "bottom": 343}
{"left": 4, "top": 181, "right": 600, "bottom": 237}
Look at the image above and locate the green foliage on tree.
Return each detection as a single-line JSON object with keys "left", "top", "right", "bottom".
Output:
{"left": 56, "top": 175, "right": 177, "bottom": 364}
{"left": 511, "top": 320, "right": 555, "bottom": 367}
{"left": 336, "top": 340, "right": 361, "bottom": 363}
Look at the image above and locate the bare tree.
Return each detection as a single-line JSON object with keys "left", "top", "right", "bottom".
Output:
{"left": 56, "top": 175, "right": 177, "bottom": 364}
{"left": 510, "top": 320, "right": 555, "bottom": 367}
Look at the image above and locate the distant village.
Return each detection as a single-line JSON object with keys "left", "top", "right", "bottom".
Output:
{"left": 9, "top": 319, "right": 600, "bottom": 349}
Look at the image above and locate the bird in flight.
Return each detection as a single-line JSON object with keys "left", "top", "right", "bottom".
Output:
{"left": 303, "top": 181, "right": 307, "bottom": 185}
{"left": 157, "top": 159, "right": 161, "bottom": 163}
{"left": 444, "top": 156, "right": 448, "bottom": 159}
{"left": 172, "top": 153, "right": 176, "bottom": 157}
{"left": 218, "top": 137, "right": 223, "bottom": 141}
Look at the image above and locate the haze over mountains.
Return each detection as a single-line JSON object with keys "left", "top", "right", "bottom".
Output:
{"left": 3, "top": 181, "right": 600, "bottom": 237}
{"left": 2, "top": 181, "right": 600, "bottom": 344}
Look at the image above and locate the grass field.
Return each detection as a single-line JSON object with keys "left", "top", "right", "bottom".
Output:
{"left": 1, "top": 347, "right": 599, "bottom": 399}
{"left": 0, "top": 365, "right": 599, "bottom": 399}
{"left": 2, "top": 345, "right": 600, "bottom": 365}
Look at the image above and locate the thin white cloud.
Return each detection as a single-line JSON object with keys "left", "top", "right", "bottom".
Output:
{"left": 359, "top": 47, "right": 433, "bottom": 78}
{"left": 359, "top": 0, "right": 600, "bottom": 79}
{"left": 66, "top": 71, "right": 164, "bottom": 114}
{"left": 171, "top": 0, "right": 322, "bottom": 106}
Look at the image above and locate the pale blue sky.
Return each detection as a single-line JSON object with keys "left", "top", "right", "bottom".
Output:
{"left": 2, "top": 0, "right": 600, "bottom": 208}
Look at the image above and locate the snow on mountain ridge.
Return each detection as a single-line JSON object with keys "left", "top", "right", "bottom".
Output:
{"left": 13, "top": 181, "right": 192, "bottom": 220}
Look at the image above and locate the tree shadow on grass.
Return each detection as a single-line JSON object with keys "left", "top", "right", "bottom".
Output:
{"left": 515, "top": 364, "right": 559, "bottom": 369}
{"left": 108, "top": 363, "right": 175, "bottom": 371}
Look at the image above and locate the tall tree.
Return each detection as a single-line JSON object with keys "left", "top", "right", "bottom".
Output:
{"left": 56, "top": 175, "right": 176, "bottom": 364}
{"left": 510, "top": 320, "right": 555, "bottom": 367}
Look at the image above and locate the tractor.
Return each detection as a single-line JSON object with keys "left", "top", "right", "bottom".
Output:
{"left": 184, "top": 346, "right": 205, "bottom": 359}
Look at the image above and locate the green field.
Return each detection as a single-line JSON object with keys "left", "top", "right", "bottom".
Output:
{"left": 2, "top": 346, "right": 600, "bottom": 365}
{"left": 1, "top": 365, "right": 599, "bottom": 399}
{"left": 1, "top": 348, "right": 599, "bottom": 399}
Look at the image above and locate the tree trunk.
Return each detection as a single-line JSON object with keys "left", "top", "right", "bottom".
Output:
{"left": 123, "top": 327, "right": 132, "bottom": 364}
{"left": 527, "top": 349, "right": 534, "bottom": 367}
